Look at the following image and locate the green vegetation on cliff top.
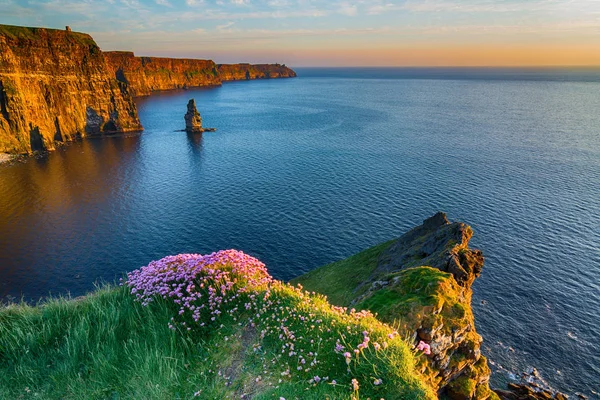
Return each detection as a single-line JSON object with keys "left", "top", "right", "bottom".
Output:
{"left": 0, "top": 251, "right": 434, "bottom": 400}
{"left": 0, "top": 24, "right": 97, "bottom": 48}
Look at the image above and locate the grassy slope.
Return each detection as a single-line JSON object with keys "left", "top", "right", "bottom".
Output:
{"left": 0, "top": 279, "right": 434, "bottom": 399}
{"left": 290, "top": 240, "right": 394, "bottom": 306}
{"left": 0, "top": 286, "right": 223, "bottom": 399}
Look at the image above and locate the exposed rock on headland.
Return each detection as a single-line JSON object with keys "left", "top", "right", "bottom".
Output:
{"left": 294, "top": 212, "right": 498, "bottom": 400}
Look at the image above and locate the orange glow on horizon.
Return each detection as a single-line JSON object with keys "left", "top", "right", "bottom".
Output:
{"left": 280, "top": 44, "right": 600, "bottom": 67}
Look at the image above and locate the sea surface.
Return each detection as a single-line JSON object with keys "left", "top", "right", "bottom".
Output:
{"left": 1, "top": 67, "right": 599, "bottom": 396}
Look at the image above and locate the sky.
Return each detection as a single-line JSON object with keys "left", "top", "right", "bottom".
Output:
{"left": 1, "top": 0, "right": 600, "bottom": 66}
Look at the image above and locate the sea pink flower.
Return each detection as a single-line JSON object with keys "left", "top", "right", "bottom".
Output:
{"left": 351, "top": 378, "right": 359, "bottom": 391}
{"left": 417, "top": 340, "right": 431, "bottom": 355}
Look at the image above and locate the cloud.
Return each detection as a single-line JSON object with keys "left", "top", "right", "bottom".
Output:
{"left": 155, "top": 0, "right": 171, "bottom": 6}
{"left": 338, "top": 3, "right": 357, "bottom": 16}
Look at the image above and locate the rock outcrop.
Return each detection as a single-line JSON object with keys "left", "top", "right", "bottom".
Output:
{"left": 352, "top": 212, "right": 496, "bottom": 400}
{"left": 0, "top": 24, "right": 142, "bottom": 154}
{"left": 184, "top": 99, "right": 203, "bottom": 133}
{"left": 294, "top": 212, "right": 498, "bottom": 399}
{"left": 495, "top": 368, "right": 569, "bottom": 400}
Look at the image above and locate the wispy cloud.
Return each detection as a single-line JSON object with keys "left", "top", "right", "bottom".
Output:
{"left": 1, "top": 0, "right": 599, "bottom": 65}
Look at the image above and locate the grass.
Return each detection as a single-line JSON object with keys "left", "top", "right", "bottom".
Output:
{"left": 0, "top": 24, "right": 98, "bottom": 48}
{"left": 0, "top": 285, "right": 219, "bottom": 399}
{"left": 291, "top": 240, "right": 395, "bottom": 306}
{"left": 0, "top": 251, "right": 435, "bottom": 399}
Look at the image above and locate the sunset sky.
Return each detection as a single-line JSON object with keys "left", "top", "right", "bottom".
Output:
{"left": 1, "top": 0, "right": 599, "bottom": 66}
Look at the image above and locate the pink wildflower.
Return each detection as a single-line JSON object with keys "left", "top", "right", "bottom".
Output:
{"left": 417, "top": 340, "right": 432, "bottom": 355}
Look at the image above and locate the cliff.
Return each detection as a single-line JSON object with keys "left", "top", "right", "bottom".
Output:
{"left": 217, "top": 63, "right": 297, "bottom": 81}
{"left": 293, "top": 212, "right": 498, "bottom": 400}
{"left": 0, "top": 251, "right": 436, "bottom": 399}
{"left": 104, "top": 52, "right": 297, "bottom": 96}
{"left": 104, "top": 51, "right": 221, "bottom": 97}
{"left": 0, "top": 24, "right": 296, "bottom": 154}
{"left": 0, "top": 25, "right": 142, "bottom": 154}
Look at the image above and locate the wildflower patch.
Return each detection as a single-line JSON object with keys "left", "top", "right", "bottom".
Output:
{"left": 125, "top": 250, "right": 434, "bottom": 400}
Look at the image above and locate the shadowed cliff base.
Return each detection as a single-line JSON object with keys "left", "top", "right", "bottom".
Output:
{"left": 0, "top": 24, "right": 296, "bottom": 154}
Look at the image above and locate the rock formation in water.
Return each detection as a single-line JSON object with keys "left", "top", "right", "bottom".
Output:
{"left": 184, "top": 99, "right": 203, "bottom": 133}
{"left": 0, "top": 24, "right": 296, "bottom": 154}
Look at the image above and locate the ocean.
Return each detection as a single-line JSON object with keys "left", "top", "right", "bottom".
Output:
{"left": 1, "top": 67, "right": 599, "bottom": 396}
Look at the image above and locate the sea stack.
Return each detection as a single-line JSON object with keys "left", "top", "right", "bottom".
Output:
{"left": 184, "top": 99, "right": 203, "bottom": 133}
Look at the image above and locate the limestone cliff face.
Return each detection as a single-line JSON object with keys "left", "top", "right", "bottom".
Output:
{"left": 217, "top": 63, "right": 297, "bottom": 81}
{"left": 104, "top": 53, "right": 297, "bottom": 97}
{"left": 0, "top": 25, "right": 142, "bottom": 154}
{"left": 0, "top": 24, "right": 297, "bottom": 154}
{"left": 104, "top": 52, "right": 221, "bottom": 97}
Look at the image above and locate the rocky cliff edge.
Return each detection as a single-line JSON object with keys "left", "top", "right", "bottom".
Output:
{"left": 294, "top": 212, "right": 498, "bottom": 400}
{"left": 0, "top": 25, "right": 142, "bottom": 154}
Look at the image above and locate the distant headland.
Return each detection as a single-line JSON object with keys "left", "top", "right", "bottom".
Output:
{"left": 0, "top": 24, "right": 296, "bottom": 155}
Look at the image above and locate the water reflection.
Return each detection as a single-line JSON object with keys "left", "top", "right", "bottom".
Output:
{"left": 0, "top": 135, "right": 142, "bottom": 300}
{"left": 187, "top": 132, "right": 204, "bottom": 154}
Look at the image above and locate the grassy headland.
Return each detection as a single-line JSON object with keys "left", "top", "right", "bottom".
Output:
{"left": 1, "top": 214, "right": 496, "bottom": 400}
{"left": 0, "top": 251, "right": 434, "bottom": 400}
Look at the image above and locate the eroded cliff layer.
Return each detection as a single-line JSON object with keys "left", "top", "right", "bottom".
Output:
{"left": 0, "top": 25, "right": 142, "bottom": 154}
{"left": 104, "top": 53, "right": 297, "bottom": 97}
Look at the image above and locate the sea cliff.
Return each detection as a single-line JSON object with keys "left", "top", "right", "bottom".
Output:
{"left": 103, "top": 51, "right": 221, "bottom": 97}
{"left": 0, "top": 25, "right": 142, "bottom": 154}
{"left": 293, "top": 212, "right": 498, "bottom": 400}
{"left": 0, "top": 24, "right": 296, "bottom": 155}
{"left": 104, "top": 52, "right": 296, "bottom": 97}
{"left": 217, "top": 63, "right": 297, "bottom": 81}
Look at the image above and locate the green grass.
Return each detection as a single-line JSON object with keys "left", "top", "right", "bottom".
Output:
{"left": 0, "top": 285, "right": 220, "bottom": 399}
{"left": 291, "top": 240, "right": 394, "bottom": 306}
{"left": 0, "top": 271, "right": 435, "bottom": 399}
{"left": 0, "top": 24, "right": 97, "bottom": 48}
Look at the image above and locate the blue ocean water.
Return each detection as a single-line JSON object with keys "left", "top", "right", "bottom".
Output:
{"left": 1, "top": 68, "right": 599, "bottom": 396}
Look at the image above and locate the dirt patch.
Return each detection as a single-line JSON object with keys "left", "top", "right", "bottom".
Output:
{"left": 223, "top": 325, "right": 269, "bottom": 399}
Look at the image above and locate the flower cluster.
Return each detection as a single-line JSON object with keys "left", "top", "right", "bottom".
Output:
{"left": 124, "top": 250, "right": 416, "bottom": 398}
{"left": 417, "top": 340, "right": 432, "bottom": 355}
{"left": 125, "top": 250, "right": 272, "bottom": 330}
